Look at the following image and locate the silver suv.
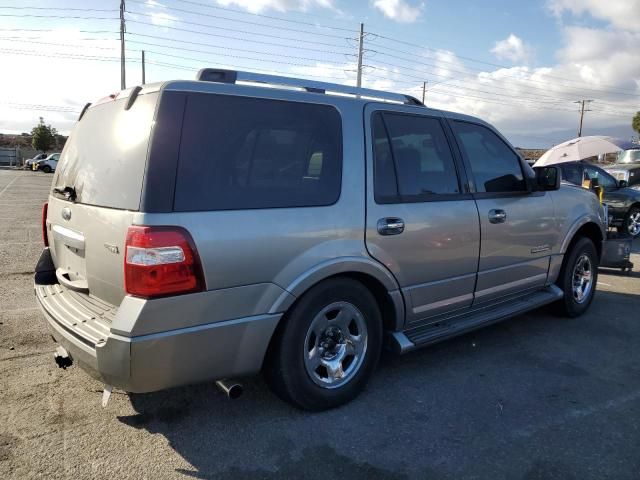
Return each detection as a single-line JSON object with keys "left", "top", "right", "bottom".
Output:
{"left": 35, "top": 69, "right": 606, "bottom": 410}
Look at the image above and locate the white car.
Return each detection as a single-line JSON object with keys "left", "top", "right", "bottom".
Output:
{"left": 33, "top": 153, "right": 60, "bottom": 173}
{"left": 24, "top": 152, "right": 47, "bottom": 169}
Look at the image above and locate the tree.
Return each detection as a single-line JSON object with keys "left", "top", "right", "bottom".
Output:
{"left": 633, "top": 111, "right": 640, "bottom": 137}
{"left": 31, "top": 117, "right": 57, "bottom": 153}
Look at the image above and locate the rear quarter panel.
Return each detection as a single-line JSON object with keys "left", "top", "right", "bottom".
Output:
{"left": 138, "top": 88, "right": 382, "bottom": 309}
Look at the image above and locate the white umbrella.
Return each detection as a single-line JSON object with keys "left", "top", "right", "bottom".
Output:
{"left": 533, "top": 136, "right": 636, "bottom": 167}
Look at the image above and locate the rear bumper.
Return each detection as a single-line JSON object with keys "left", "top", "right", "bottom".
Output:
{"left": 34, "top": 249, "right": 281, "bottom": 393}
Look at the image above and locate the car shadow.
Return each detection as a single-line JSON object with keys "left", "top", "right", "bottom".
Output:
{"left": 118, "top": 289, "right": 640, "bottom": 479}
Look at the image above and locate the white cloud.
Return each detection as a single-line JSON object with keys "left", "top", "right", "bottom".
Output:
{"left": 148, "top": 11, "right": 178, "bottom": 26}
{"left": 491, "top": 34, "right": 531, "bottom": 63}
{"left": 373, "top": 0, "right": 423, "bottom": 23}
{"left": 215, "top": 0, "right": 335, "bottom": 13}
{"left": 548, "top": 0, "right": 640, "bottom": 32}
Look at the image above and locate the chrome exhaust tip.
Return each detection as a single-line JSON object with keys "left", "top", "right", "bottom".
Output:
{"left": 215, "top": 379, "right": 243, "bottom": 400}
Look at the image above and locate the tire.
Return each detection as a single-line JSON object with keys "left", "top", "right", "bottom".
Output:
{"left": 42, "top": 166, "right": 51, "bottom": 173}
{"left": 264, "top": 277, "right": 383, "bottom": 411}
{"left": 554, "top": 237, "right": 598, "bottom": 317}
{"left": 619, "top": 206, "right": 640, "bottom": 238}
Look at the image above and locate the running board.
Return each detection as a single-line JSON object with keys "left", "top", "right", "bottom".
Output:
{"left": 388, "top": 285, "right": 563, "bottom": 354}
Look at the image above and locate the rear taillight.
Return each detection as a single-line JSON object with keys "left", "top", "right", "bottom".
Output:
{"left": 124, "top": 226, "right": 205, "bottom": 298}
{"left": 42, "top": 202, "right": 48, "bottom": 247}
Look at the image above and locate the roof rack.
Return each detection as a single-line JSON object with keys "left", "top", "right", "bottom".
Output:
{"left": 196, "top": 68, "right": 424, "bottom": 106}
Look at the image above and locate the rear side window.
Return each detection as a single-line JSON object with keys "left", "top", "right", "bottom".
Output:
{"left": 560, "top": 163, "right": 583, "bottom": 185}
{"left": 174, "top": 93, "right": 342, "bottom": 211}
{"left": 452, "top": 121, "right": 526, "bottom": 193}
{"left": 372, "top": 112, "right": 460, "bottom": 203}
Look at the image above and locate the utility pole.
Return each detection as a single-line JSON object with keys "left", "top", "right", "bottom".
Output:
{"left": 120, "top": 0, "right": 126, "bottom": 90}
{"left": 421, "top": 81, "right": 427, "bottom": 104}
{"left": 575, "top": 99, "right": 593, "bottom": 137}
{"left": 356, "top": 23, "right": 364, "bottom": 88}
{"left": 141, "top": 50, "right": 146, "bottom": 84}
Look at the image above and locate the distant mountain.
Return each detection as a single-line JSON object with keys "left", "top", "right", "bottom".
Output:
{"left": 506, "top": 124, "right": 637, "bottom": 150}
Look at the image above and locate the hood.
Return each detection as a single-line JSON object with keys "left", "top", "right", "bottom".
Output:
{"left": 617, "top": 185, "right": 640, "bottom": 198}
{"left": 603, "top": 163, "right": 640, "bottom": 172}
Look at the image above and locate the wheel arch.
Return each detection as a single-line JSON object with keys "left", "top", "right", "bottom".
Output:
{"left": 560, "top": 216, "right": 604, "bottom": 260}
{"left": 268, "top": 257, "right": 405, "bottom": 332}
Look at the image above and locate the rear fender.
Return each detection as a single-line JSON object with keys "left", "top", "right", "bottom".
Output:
{"left": 269, "top": 256, "right": 405, "bottom": 331}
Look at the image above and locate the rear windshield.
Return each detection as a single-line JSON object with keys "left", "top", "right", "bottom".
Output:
{"left": 174, "top": 93, "right": 342, "bottom": 211}
{"left": 616, "top": 150, "right": 640, "bottom": 164}
{"left": 53, "top": 92, "right": 158, "bottom": 210}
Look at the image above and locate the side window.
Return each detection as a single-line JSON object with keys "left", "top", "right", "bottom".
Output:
{"left": 585, "top": 165, "right": 617, "bottom": 189}
{"left": 561, "top": 163, "right": 583, "bottom": 185}
{"left": 372, "top": 113, "right": 398, "bottom": 201}
{"left": 452, "top": 121, "right": 526, "bottom": 193}
{"left": 372, "top": 112, "right": 460, "bottom": 202}
{"left": 174, "top": 94, "right": 342, "bottom": 211}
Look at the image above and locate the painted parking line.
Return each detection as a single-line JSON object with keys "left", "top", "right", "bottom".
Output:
{"left": 0, "top": 174, "right": 20, "bottom": 197}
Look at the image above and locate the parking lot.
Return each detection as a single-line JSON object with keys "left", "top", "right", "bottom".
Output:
{"left": 1, "top": 168, "right": 639, "bottom": 479}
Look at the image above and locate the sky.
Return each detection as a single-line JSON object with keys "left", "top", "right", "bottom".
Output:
{"left": 0, "top": 0, "right": 639, "bottom": 147}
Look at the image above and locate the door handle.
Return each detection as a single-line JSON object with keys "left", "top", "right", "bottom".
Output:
{"left": 488, "top": 209, "right": 507, "bottom": 224}
{"left": 377, "top": 217, "right": 405, "bottom": 235}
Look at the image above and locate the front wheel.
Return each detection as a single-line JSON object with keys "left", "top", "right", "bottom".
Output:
{"left": 555, "top": 237, "right": 598, "bottom": 317}
{"left": 620, "top": 206, "right": 640, "bottom": 238}
{"left": 264, "top": 278, "right": 382, "bottom": 411}
{"left": 42, "top": 166, "right": 51, "bottom": 173}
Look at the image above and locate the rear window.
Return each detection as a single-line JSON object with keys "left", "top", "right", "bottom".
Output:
{"left": 53, "top": 93, "right": 158, "bottom": 210}
{"left": 174, "top": 93, "right": 342, "bottom": 211}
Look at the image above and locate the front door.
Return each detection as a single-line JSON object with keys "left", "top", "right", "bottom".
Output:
{"left": 449, "top": 120, "right": 558, "bottom": 304}
{"left": 364, "top": 106, "right": 480, "bottom": 323}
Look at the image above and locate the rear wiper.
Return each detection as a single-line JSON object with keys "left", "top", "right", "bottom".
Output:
{"left": 53, "top": 186, "right": 77, "bottom": 202}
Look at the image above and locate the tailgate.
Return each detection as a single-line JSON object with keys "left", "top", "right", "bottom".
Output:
{"left": 45, "top": 90, "right": 159, "bottom": 306}
{"left": 46, "top": 197, "right": 138, "bottom": 306}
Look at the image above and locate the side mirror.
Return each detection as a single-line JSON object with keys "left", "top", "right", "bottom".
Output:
{"left": 619, "top": 179, "right": 628, "bottom": 188}
{"left": 533, "top": 166, "right": 561, "bottom": 191}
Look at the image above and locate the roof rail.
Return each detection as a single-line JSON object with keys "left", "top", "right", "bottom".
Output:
{"left": 196, "top": 68, "right": 424, "bottom": 106}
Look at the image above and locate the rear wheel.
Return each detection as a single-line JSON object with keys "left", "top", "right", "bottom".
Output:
{"left": 264, "top": 278, "right": 382, "bottom": 411}
{"left": 554, "top": 237, "right": 598, "bottom": 317}
{"left": 42, "top": 165, "right": 51, "bottom": 173}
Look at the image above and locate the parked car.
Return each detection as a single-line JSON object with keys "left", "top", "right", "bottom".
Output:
{"left": 33, "top": 153, "right": 60, "bottom": 173}
{"left": 557, "top": 161, "right": 640, "bottom": 237}
{"left": 24, "top": 152, "right": 47, "bottom": 169}
{"left": 602, "top": 149, "right": 640, "bottom": 187}
{"left": 34, "top": 69, "right": 606, "bottom": 411}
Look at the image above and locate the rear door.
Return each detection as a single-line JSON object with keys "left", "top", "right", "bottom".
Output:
{"left": 449, "top": 120, "right": 558, "bottom": 304}
{"left": 47, "top": 91, "right": 159, "bottom": 306}
{"left": 364, "top": 106, "right": 480, "bottom": 323}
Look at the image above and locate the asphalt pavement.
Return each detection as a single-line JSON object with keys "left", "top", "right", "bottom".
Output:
{"left": 1, "top": 169, "right": 639, "bottom": 479}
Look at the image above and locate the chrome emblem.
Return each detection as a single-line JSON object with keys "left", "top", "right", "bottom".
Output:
{"left": 61, "top": 207, "right": 72, "bottom": 221}
{"left": 104, "top": 243, "right": 119, "bottom": 254}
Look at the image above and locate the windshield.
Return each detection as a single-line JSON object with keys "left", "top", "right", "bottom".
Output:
{"left": 616, "top": 149, "right": 640, "bottom": 164}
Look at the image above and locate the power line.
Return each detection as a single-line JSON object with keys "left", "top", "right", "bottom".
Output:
{"left": 126, "top": 31, "right": 349, "bottom": 55}
{"left": 369, "top": 34, "right": 640, "bottom": 98}
{"left": 369, "top": 32, "right": 640, "bottom": 96}
{"left": 126, "top": 9, "right": 349, "bottom": 40}
{"left": 0, "top": 101, "right": 78, "bottom": 113}
{"left": 371, "top": 49, "right": 640, "bottom": 102}
{"left": 0, "top": 6, "right": 116, "bottom": 12}
{"left": 126, "top": 0, "right": 356, "bottom": 36}
{"left": 0, "top": 14, "right": 118, "bottom": 20}
{"left": 125, "top": 38, "right": 346, "bottom": 64}
{"left": 0, "top": 28, "right": 117, "bottom": 34}
{"left": 126, "top": 19, "right": 351, "bottom": 49}
{"left": 164, "top": 0, "right": 355, "bottom": 31}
